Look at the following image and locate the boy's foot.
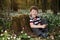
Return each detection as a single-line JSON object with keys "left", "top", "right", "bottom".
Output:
{"left": 40, "top": 33, "right": 48, "bottom": 38}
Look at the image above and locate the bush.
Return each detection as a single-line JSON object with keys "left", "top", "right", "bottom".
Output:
{"left": 40, "top": 13, "right": 60, "bottom": 36}
{"left": 11, "top": 14, "right": 32, "bottom": 35}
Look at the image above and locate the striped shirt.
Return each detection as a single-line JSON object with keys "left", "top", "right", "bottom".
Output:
{"left": 29, "top": 16, "right": 42, "bottom": 25}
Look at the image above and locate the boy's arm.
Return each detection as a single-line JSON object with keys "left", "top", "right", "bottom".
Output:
{"left": 30, "top": 23, "right": 47, "bottom": 28}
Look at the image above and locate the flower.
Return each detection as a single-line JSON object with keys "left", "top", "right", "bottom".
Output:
{"left": 2, "top": 37, "right": 4, "bottom": 40}
{"left": 13, "top": 36, "right": 16, "bottom": 39}
{"left": 14, "top": 34, "right": 16, "bottom": 37}
{"left": 4, "top": 30, "right": 7, "bottom": 33}
{"left": 58, "top": 35, "right": 60, "bottom": 37}
{"left": 11, "top": 36, "right": 13, "bottom": 38}
{"left": 1, "top": 30, "right": 3, "bottom": 32}
{"left": 0, "top": 34, "right": 4, "bottom": 36}
{"left": 7, "top": 37, "right": 10, "bottom": 40}
{"left": 17, "top": 38, "right": 21, "bottom": 40}
{"left": 28, "top": 36, "right": 31, "bottom": 38}
{"left": 25, "top": 33, "right": 27, "bottom": 35}
{"left": 21, "top": 31, "right": 23, "bottom": 33}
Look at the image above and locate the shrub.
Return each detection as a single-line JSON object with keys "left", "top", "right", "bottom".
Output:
{"left": 11, "top": 14, "right": 32, "bottom": 35}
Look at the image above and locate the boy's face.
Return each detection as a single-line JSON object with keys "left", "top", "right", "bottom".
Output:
{"left": 30, "top": 9, "right": 38, "bottom": 18}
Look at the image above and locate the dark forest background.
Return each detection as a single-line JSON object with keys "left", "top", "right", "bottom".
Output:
{"left": 0, "top": 0, "right": 60, "bottom": 14}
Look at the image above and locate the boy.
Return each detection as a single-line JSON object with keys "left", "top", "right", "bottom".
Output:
{"left": 29, "top": 6, "right": 48, "bottom": 38}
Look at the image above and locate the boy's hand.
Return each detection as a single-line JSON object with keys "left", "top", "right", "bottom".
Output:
{"left": 38, "top": 24, "right": 47, "bottom": 28}
{"left": 41, "top": 25, "right": 47, "bottom": 28}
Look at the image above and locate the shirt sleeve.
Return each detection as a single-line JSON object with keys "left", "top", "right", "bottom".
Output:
{"left": 30, "top": 19, "right": 33, "bottom": 23}
{"left": 29, "top": 16, "right": 34, "bottom": 23}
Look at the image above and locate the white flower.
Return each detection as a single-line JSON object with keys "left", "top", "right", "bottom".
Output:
{"left": 25, "top": 33, "right": 27, "bottom": 35}
{"left": 4, "top": 30, "right": 7, "bottom": 33}
{"left": 1, "top": 30, "right": 3, "bottom": 32}
{"left": 11, "top": 36, "right": 13, "bottom": 38}
{"left": 14, "top": 34, "right": 16, "bottom": 37}
{"left": 28, "top": 36, "right": 30, "bottom": 38}
{"left": 13, "top": 37, "right": 16, "bottom": 39}
{"left": 0, "top": 34, "right": 4, "bottom": 36}
{"left": 2, "top": 38, "right": 4, "bottom": 40}
{"left": 7, "top": 37, "right": 10, "bottom": 40}
{"left": 58, "top": 35, "right": 60, "bottom": 37}
{"left": 17, "top": 38, "right": 21, "bottom": 40}
{"left": 21, "top": 31, "right": 23, "bottom": 33}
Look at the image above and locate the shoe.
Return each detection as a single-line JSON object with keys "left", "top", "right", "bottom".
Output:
{"left": 41, "top": 33, "right": 48, "bottom": 38}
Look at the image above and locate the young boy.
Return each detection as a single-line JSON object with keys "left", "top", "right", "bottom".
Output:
{"left": 29, "top": 6, "right": 48, "bottom": 38}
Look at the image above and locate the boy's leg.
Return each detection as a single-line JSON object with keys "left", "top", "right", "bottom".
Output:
{"left": 42, "top": 28, "right": 48, "bottom": 32}
{"left": 32, "top": 28, "right": 48, "bottom": 38}
{"left": 41, "top": 28, "right": 48, "bottom": 38}
{"left": 32, "top": 28, "right": 43, "bottom": 36}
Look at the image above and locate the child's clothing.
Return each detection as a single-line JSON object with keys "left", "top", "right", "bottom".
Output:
{"left": 29, "top": 16, "right": 48, "bottom": 38}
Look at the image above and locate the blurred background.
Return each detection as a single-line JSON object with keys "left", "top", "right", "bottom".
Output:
{"left": 0, "top": 0, "right": 60, "bottom": 13}
{"left": 0, "top": 0, "right": 60, "bottom": 40}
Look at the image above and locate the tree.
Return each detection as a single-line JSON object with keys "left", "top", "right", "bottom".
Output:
{"left": 51, "top": 0, "right": 58, "bottom": 14}
{"left": 41, "top": 0, "right": 47, "bottom": 12}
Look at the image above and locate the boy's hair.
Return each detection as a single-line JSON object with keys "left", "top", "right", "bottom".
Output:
{"left": 30, "top": 6, "right": 38, "bottom": 12}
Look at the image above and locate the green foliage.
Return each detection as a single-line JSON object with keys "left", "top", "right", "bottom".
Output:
{"left": 0, "top": 13, "right": 60, "bottom": 40}
{"left": 0, "top": 18, "right": 12, "bottom": 31}
{"left": 40, "top": 13, "right": 60, "bottom": 32}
